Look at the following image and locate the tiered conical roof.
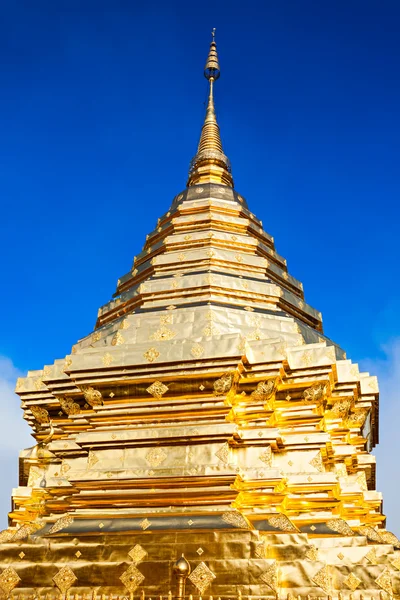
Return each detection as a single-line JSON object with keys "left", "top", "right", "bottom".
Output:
{"left": 1, "top": 33, "right": 398, "bottom": 600}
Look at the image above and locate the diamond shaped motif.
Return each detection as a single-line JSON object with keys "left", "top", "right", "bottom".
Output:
{"left": 120, "top": 565, "right": 145, "bottom": 593}
{"left": 365, "top": 547, "right": 378, "bottom": 565}
{"left": 0, "top": 567, "right": 20, "bottom": 594}
{"left": 259, "top": 446, "right": 272, "bottom": 467}
{"left": 75, "top": 550, "right": 82, "bottom": 558}
{"left": 189, "top": 562, "right": 216, "bottom": 594}
{"left": 337, "top": 552, "right": 344, "bottom": 560}
{"left": 344, "top": 572, "right": 361, "bottom": 591}
{"left": 18, "top": 552, "right": 25, "bottom": 560}
{"left": 191, "top": 343, "right": 205, "bottom": 359}
{"left": 196, "top": 548, "right": 204, "bottom": 556}
{"left": 145, "top": 447, "right": 167, "bottom": 467}
{"left": 139, "top": 518, "right": 151, "bottom": 531}
{"left": 215, "top": 443, "right": 230, "bottom": 465}
{"left": 305, "top": 546, "right": 318, "bottom": 561}
{"left": 312, "top": 565, "right": 331, "bottom": 594}
{"left": 375, "top": 568, "right": 393, "bottom": 595}
{"left": 146, "top": 381, "right": 168, "bottom": 399}
{"left": 53, "top": 566, "right": 77, "bottom": 594}
{"left": 143, "top": 347, "right": 160, "bottom": 362}
{"left": 128, "top": 544, "right": 147, "bottom": 564}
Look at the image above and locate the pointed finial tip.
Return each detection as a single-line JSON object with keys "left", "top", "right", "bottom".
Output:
{"left": 204, "top": 29, "right": 220, "bottom": 81}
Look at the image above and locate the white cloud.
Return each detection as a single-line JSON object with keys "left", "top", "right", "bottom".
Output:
{"left": 361, "top": 338, "right": 400, "bottom": 536}
{"left": 0, "top": 357, "right": 32, "bottom": 529}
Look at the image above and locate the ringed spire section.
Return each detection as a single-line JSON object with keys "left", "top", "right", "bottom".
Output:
{"left": 187, "top": 30, "right": 233, "bottom": 188}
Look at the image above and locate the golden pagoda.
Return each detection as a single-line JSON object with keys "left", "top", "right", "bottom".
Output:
{"left": 1, "top": 32, "right": 399, "bottom": 600}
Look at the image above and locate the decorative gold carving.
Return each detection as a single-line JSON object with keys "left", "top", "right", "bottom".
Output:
{"left": 303, "top": 383, "right": 326, "bottom": 403}
{"left": 248, "top": 328, "right": 262, "bottom": 341}
{"left": 344, "top": 573, "right": 361, "bottom": 591}
{"left": 379, "top": 530, "right": 400, "bottom": 546}
{"left": 139, "top": 518, "right": 151, "bottom": 530}
{"left": 102, "top": 352, "right": 113, "bottom": 366}
{"left": 145, "top": 447, "right": 167, "bottom": 467}
{"left": 196, "top": 547, "right": 204, "bottom": 556}
{"left": 259, "top": 446, "right": 272, "bottom": 467}
{"left": 144, "top": 347, "right": 160, "bottom": 362}
{"left": 309, "top": 452, "right": 324, "bottom": 472}
{"left": 150, "top": 325, "right": 176, "bottom": 341}
{"left": 326, "top": 518, "right": 353, "bottom": 536}
{"left": 337, "top": 552, "right": 344, "bottom": 560}
{"left": 30, "top": 405, "right": 50, "bottom": 424}
{"left": 111, "top": 331, "right": 124, "bottom": 346}
{"left": 146, "top": 381, "right": 168, "bottom": 398}
{"left": 203, "top": 323, "right": 219, "bottom": 336}
{"left": 330, "top": 398, "right": 352, "bottom": 418}
{"left": 213, "top": 372, "right": 233, "bottom": 396}
{"left": 48, "top": 515, "right": 73, "bottom": 534}
{"left": 82, "top": 386, "right": 103, "bottom": 407}
{"left": 358, "top": 525, "right": 383, "bottom": 543}
{"left": 300, "top": 351, "right": 313, "bottom": 367}
{"left": 221, "top": 511, "right": 249, "bottom": 529}
{"left": 305, "top": 546, "right": 319, "bottom": 561}
{"left": 188, "top": 562, "right": 216, "bottom": 595}
{"left": 312, "top": 565, "right": 331, "bottom": 594}
{"left": 0, "top": 567, "right": 21, "bottom": 595}
{"left": 346, "top": 410, "right": 368, "bottom": 428}
{"left": 18, "top": 552, "right": 25, "bottom": 559}
{"left": 59, "top": 396, "right": 80, "bottom": 416}
{"left": 260, "top": 561, "right": 277, "bottom": 592}
{"left": 33, "top": 377, "right": 44, "bottom": 391}
{"left": 268, "top": 514, "right": 298, "bottom": 532}
{"left": 12, "top": 523, "right": 40, "bottom": 541}
{"left": 365, "top": 547, "right": 378, "bottom": 565}
{"left": 128, "top": 544, "right": 147, "bottom": 564}
{"left": 375, "top": 568, "right": 393, "bottom": 595}
{"left": 120, "top": 565, "right": 145, "bottom": 593}
{"left": 391, "top": 556, "right": 400, "bottom": 570}
{"left": 88, "top": 450, "right": 99, "bottom": 468}
{"left": 191, "top": 343, "right": 205, "bottom": 359}
{"left": 160, "top": 313, "right": 173, "bottom": 325}
{"left": 215, "top": 443, "right": 230, "bottom": 464}
{"left": 251, "top": 378, "right": 277, "bottom": 402}
{"left": 53, "top": 566, "right": 77, "bottom": 594}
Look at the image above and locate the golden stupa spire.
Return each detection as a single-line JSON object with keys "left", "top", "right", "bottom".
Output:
{"left": 187, "top": 29, "right": 234, "bottom": 187}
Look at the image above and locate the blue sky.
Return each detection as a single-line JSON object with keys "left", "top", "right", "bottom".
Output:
{"left": 0, "top": 0, "right": 399, "bottom": 530}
